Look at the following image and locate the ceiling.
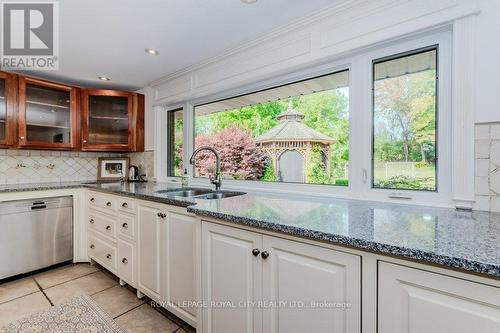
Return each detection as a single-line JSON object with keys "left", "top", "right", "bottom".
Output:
{"left": 13, "top": 0, "right": 336, "bottom": 91}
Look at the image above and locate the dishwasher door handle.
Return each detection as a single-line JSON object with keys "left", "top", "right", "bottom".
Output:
{"left": 31, "top": 204, "right": 47, "bottom": 210}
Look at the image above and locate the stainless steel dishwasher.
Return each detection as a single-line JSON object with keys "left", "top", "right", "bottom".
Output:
{"left": 0, "top": 196, "right": 73, "bottom": 280}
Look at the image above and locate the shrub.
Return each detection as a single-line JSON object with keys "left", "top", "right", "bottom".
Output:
{"left": 194, "top": 126, "right": 268, "bottom": 180}
{"left": 335, "top": 179, "right": 349, "bottom": 186}
{"left": 374, "top": 175, "right": 435, "bottom": 191}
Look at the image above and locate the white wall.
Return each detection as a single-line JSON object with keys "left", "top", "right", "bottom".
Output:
{"left": 475, "top": 0, "right": 500, "bottom": 124}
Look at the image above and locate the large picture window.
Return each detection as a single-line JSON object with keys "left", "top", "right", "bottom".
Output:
{"left": 372, "top": 48, "right": 438, "bottom": 191}
{"left": 193, "top": 70, "right": 350, "bottom": 185}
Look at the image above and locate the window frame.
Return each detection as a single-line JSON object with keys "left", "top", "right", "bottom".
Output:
{"left": 192, "top": 68, "right": 351, "bottom": 187}
{"left": 166, "top": 107, "right": 184, "bottom": 177}
{"left": 371, "top": 45, "right": 439, "bottom": 192}
{"left": 157, "top": 29, "right": 452, "bottom": 207}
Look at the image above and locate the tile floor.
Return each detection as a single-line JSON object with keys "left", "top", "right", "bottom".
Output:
{"left": 0, "top": 263, "right": 195, "bottom": 333}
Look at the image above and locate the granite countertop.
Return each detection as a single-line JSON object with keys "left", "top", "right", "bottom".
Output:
{"left": 188, "top": 193, "right": 500, "bottom": 278}
{"left": 1, "top": 181, "right": 499, "bottom": 278}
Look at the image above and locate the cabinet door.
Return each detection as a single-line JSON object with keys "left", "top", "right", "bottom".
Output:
{"left": 379, "top": 262, "right": 500, "bottom": 333}
{"left": 81, "top": 89, "right": 144, "bottom": 152}
{"left": 0, "top": 72, "right": 17, "bottom": 147}
{"left": 18, "top": 76, "right": 78, "bottom": 149}
{"left": 202, "top": 222, "right": 263, "bottom": 333}
{"left": 137, "top": 203, "right": 164, "bottom": 300}
{"left": 163, "top": 212, "right": 199, "bottom": 327}
{"left": 262, "top": 236, "right": 361, "bottom": 333}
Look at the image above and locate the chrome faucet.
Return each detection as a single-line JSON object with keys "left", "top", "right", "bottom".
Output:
{"left": 189, "top": 146, "right": 222, "bottom": 191}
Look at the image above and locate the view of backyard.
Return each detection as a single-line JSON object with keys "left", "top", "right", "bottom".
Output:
{"left": 171, "top": 49, "right": 437, "bottom": 191}
{"left": 373, "top": 49, "right": 437, "bottom": 191}
{"left": 193, "top": 77, "right": 350, "bottom": 186}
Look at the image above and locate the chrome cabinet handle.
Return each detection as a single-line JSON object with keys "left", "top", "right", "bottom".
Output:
{"left": 252, "top": 248, "right": 260, "bottom": 256}
{"left": 261, "top": 251, "right": 269, "bottom": 259}
{"left": 90, "top": 244, "right": 95, "bottom": 249}
{"left": 106, "top": 202, "right": 112, "bottom": 207}
{"left": 90, "top": 198, "right": 95, "bottom": 202}
{"left": 106, "top": 254, "right": 112, "bottom": 259}
{"left": 122, "top": 202, "right": 128, "bottom": 208}
{"left": 20, "top": 136, "right": 25, "bottom": 140}
{"left": 89, "top": 219, "right": 94, "bottom": 224}
{"left": 122, "top": 258, "right": 128, "bottom": 264}
{"left": 157, "top": 212, "right": 166, "bottom": 218}
{"left": 106, "top": 225, "right": 111, "bottom": 230}
{"left": 122, "top": 222, "right": 128, "bottom": 229}
{"left": 83, "top": 140, "right": 87, "bottom": 143}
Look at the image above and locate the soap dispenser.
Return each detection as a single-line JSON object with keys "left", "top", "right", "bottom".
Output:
{"left": 181, "top": 168, "right": 189, "bottom": 187}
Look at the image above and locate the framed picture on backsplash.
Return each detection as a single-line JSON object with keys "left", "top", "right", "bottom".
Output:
{"left": 97, "top": 157, "right": 129, "bottom": 181}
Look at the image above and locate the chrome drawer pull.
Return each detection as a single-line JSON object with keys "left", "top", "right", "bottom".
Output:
{"left": 106, "top": 254, "right": 112, "bottom": 259}
{"left": 122, "top": 202, "right": 128, "bottom": 208}
{"left": 122, "top": 223, "right": 128, "bottom": 229}
{"left": 106, "top": 202, "right": 112, "bottom": 207}
{"left": 90, "top": 244, "right": 95, "bottom": 249}
{"left": 89, "top": 219, "right": 94, "bottom": 224}
{"left": 122, "top": 258, "right": 128, "bottom": 264}
{"left": 106, "top": 225, "right": 111, "bottom": 231}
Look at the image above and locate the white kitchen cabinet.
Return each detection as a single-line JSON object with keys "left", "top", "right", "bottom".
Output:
{"left": 378, "top": 261, "right": 500, "bottom": 333}
{"left": 117, "top": 239, "right": 135, "bottom": 286}
{"left": 202, "top": 221, "right": 263, "bottom": 333}
{"left": 162, "top": 211, "right": 200, "bottom": 327}
{"left": 201, "top": 221, "right": 361, "bottom": 333}
{"left": 262, "top": 235, "right": 361, "bottom": 333}
{"left": 137, "top": 202, "right": 164, "bottom": 301}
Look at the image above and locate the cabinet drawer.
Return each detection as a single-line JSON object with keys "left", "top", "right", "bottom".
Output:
{"left": 88, "top": 192, "right": 117, "bottom": 213}
{"left": 118, "top": 240, "right": 135, "bottom": 285}
{"left": 118, "top": 213, "right": 135, "bottom": 240}
{"left": 118, "top": 198, "right": 136, "bottom": 214}
{"left": 88, "top": 211, "right": 117, "bottom": 239}
{"left": 88, "top": 233, "right": 117, "bottom": 272}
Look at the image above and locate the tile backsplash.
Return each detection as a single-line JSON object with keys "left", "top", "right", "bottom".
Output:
{"left": 474, "top": 123, "right": 500, "bottom": 212}
{"left": 0, "top": 149, "right": 155, "bottom": 185}
{"left": 0, "top": 149, "right": 121, "bottom": 184}
{"left": 128, "top": 150, "right": 155, "bottom": 179}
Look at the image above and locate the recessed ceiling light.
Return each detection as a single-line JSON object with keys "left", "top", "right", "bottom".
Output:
{"left": 98, "top": 76, "right": 110, "bottom": 81}
{"left": 241, "top": 0, "right": 257, "bottom": 4}
{"left": 145, "top": 48, "right": 159, "bottom": 55}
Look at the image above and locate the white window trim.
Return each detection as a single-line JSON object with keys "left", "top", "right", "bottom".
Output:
{"left": 156, "top": 28, "right": 454, "bottom": 208}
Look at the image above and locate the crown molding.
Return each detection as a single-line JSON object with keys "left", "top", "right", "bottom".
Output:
{"left": 150, "top": 0, "right": 379, "bottom": 87}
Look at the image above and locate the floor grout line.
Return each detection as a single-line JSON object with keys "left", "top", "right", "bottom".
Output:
{"left": 89, "top": 283, "right": 121, "bottom": 296}
{"left": 113, "top": 302, "right": 146, "bottom": 320}
{"left": 33, "top": 278, "right": 54, "bottom": 307}
{"left": 0, "top": 289, "right": 39, "bottom": 305}
{"left": 37, "top": 269, "right": 102, "bottom": 291}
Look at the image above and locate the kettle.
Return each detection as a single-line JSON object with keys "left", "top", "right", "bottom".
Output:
{"left": 128, "top": 165, "right": 139, "bottom": 181}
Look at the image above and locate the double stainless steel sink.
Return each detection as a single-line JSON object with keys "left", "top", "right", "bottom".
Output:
{"left": 156, "top": 188, "right": 246, "bottom": 200}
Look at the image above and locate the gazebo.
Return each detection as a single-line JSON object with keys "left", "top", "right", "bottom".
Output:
{"left": 255, "top": 103, "right": 335, "bottom": 182}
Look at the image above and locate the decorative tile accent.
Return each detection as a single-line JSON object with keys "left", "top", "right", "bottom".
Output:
{"left": 474, "top": 123, "right": 500, "bottom": 212}
{"left": 0, "top": 149, "right": 121, "bottom": 185}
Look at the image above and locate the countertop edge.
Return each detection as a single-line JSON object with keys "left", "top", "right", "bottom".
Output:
{"left": 1, "top": 183, "right": 499, "bottom": 279}
{"left": 187, "top": 206, "right": 500, "bottom": 279}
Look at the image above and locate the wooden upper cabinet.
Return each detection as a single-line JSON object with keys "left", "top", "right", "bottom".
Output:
{"left": 81, "top": 89, "right": 144, "bottom": 152}
{"left": 18, "top": 76, "right": 79, "bottom": 150}
{"left": 0, "top": 72, "right": 17, "bottom": 147}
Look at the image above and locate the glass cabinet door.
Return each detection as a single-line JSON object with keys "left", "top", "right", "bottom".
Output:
{"left": 19, "top": 78, "right": 77, "bottom": 148}
{"left": 0, "top": 72, "right": 15, "bottom": 147}
{"left": 87, "top": 94, "right": 130, "bottom": 145}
